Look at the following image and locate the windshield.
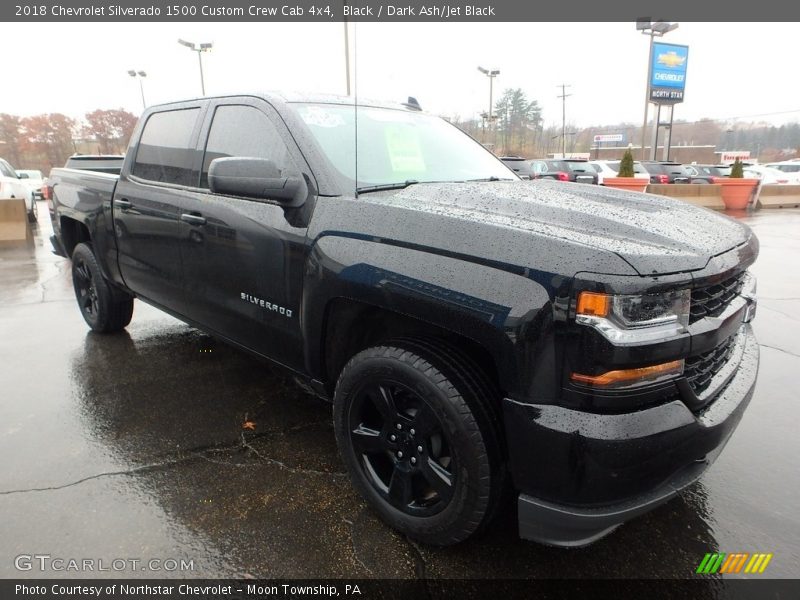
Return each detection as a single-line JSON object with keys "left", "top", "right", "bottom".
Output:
{"left": 295, "top": 103, "right": 516, "bottom": 189}
{"left": 716, "top": 165, "right": 732, "bottom": 176}
{"left": 772, "top": 164, "right": 800, "bottom": 173}
{"left": 701, "top": 166, "right": 724, "bottom": 176}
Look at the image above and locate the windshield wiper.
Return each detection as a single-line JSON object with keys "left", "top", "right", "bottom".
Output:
{"left": 356, "top": 180, "right": 419, "bottom": 195}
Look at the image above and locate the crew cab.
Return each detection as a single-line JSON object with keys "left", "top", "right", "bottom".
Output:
{"left": 48, "top": 93, "right": 759, "bottom": 547}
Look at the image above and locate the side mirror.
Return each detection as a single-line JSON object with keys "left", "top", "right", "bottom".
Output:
{"left": 18, "top": 172, "right": 29, "bottom": 179}
{"left": 208, "top": 157, "right": 307, "bottom": 207}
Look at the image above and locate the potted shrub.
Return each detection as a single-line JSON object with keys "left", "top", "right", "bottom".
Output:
{"left": 604, "top": 149, "right": 648, "bottom": 193}
{"left": 716, "top": 158, "right": 759, "bottom": 210}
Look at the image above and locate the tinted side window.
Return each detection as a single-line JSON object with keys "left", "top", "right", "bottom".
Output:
{"left": 133, "top": 108, "right": 200, "bottom": 186}
{"left": 201, "top": 105, "right": 294, "bottom": 189}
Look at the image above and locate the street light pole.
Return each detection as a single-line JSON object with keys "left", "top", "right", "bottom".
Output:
{"left": 127, "top": 70, "right": 147, "bottom": 109}
{"left": 178, "top": 39, "right": 213, "bottom": 96}
{"left": 557, "top": 84, "right": 572, "bottom": 158}
{"left": 639, "top": 29, "right": 655, "bottom": 160}
{"left": 636, "top": 20, "right": 679, "bottom": 160}
{"left": 478, "top": 66, "right": 500, "bottom": 149}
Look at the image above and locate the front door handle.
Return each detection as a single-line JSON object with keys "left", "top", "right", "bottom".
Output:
{"left": 180, "top": 213, "right": 207, "bottom": 226}
{"left": 115, "top": 199, "right": 132, "bottom": 209}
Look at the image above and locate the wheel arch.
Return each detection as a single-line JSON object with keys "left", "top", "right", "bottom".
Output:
{"left": 59, "top": 216, "right": 91, "bottom": 257}
{"left": 320, "top": 298, "right": 503, "bottom": 399}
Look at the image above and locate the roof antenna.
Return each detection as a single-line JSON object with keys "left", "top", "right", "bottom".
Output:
{"left": 403, "top": 96, "right": 422, "bottom": 111}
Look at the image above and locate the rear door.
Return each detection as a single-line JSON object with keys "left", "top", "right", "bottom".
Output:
{"left": 114, "top": 104, "right": 206, "bottom": 313}
{"left": 175, "top": 97, "right": 312, "bottom": 369}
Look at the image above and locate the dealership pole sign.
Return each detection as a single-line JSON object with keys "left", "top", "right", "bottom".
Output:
{"left": 649, "top": 43, "right": 688, "bottom": 104}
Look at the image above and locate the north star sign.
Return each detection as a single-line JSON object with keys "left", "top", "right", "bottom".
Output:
{"left": 649, "top": 42, "right": 689, "bottom": 104}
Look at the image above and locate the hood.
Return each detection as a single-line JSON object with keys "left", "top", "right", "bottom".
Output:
{"left": 362, "top": 180, "right": 753, "bottom": 275}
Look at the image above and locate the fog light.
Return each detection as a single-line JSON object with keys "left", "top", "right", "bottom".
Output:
{"left": 571, "top": 359, "right": 684, "bottom": 389}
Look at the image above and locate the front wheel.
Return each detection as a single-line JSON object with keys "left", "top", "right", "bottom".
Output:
{"left": 334, "top": 342, "right": 503, "bottom": 546}
{"left": 27, "top": 197, "right": 38, "bottom": 223}
{"left": 71, "top": 243, "right": 134, "bottom": 332}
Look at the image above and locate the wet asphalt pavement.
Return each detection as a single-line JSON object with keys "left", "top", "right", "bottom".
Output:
{"left": 1, "top": 203, "right": 798, "bottom": 580}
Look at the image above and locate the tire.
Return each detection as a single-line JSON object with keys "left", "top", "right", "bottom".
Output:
{"left": 334, "top": 341, "right": 504, "bottom": 546}
{"left": 71, "top": 242, "right": 134, "bottom": 333}
{"left": 27, "top": 197, "right": 38, "bottom": 223}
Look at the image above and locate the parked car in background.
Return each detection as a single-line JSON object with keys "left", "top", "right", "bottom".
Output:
{"left": 590, "top": 159, "right": 650, "bottom": 185}
{"left": 680, "top": 165, "right": 715, "bottom": 184}
{"left": 531, "top": 159, "right": 598, "bottom": 184}
{"left": 685, "top": 164, "right": 731, "bottom": 181}
{"left": 640, "top": 161, "right": 692, "bottom": 184}
{"left": 764, "top": 161, "right": 800, "bottom": 183}
{"left": 743, "top": 165, "right": 793, "bottom": 185}
{"left": 0, "top": 157, "right": 37, "bottom": 222}
{"left": 563, "top": 159, "right": 599, "bottom": 184}
{"left": 500, "top": 156, "right": 536, "bottom": 179}
{"left": 17, "top": 169, "right": 45, "bottom": 200}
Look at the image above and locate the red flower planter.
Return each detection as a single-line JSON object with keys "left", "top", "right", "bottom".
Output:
{"left": 603, "top": 177, "right": 648, "bottom": 193}
{"left": 714, "top": 178, "right": 759, "bottom": 210}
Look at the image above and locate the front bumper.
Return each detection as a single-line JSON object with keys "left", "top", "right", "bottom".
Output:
{"left": 506, "top": 323, "right": 758, "bottom": 547}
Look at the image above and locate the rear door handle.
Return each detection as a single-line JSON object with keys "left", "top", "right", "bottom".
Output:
{"left": 180, "top": 213, "right": 207, "bottom": 226}
{"left": 115, "top": 199, "right": 132, "bottom": 209}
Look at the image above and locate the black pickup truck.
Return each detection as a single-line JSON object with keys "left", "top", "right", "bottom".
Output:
{"left": 48, "top": 93, "right": 759, "bottom": 547}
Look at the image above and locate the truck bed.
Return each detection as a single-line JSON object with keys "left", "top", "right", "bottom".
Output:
{"left": 49, "top": 168, "right": 119, "bottom": 217}
{"left": 48, "top": 168, "right": 119, "bottom": 258}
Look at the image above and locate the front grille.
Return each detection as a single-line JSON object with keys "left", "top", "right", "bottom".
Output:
{"left": 684, "top": 334, "right": 738, "bottom": 395}
{"left": 690, "top": 273, "right": 744, "bottom": 323}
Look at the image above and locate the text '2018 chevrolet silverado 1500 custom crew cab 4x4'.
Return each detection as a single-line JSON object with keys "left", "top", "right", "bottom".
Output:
{"left": 48, "top": 93, "right": 759, "bottom": 547}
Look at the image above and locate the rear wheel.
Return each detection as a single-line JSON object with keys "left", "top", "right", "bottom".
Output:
{"left": 334, "top": 341, "right": 503, "bottom": 545}
{"left": 71, "top": 243, "right": 133, "bottom": 333}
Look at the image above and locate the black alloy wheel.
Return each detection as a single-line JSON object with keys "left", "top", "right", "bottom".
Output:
{"left": 334, "top": 342, "right": 504, "bottom": 545}
{"left": 71, "top": 243, "right": 134, "bottom": 333}
{"left": 348, "top": 380, "right": 456, "bottom": 517}
{"left": 74, "top": 255, "right": 100, "bottom": 322}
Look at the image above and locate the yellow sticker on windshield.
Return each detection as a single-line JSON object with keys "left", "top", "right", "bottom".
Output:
{"left": 385, "top": 126, "right": 426, "bottom": 173}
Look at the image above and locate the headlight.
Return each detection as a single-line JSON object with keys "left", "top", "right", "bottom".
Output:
{"left": 576, "top": 289, "right": 690, "bottom": 344}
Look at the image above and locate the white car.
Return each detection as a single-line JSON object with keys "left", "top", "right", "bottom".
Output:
{"left": 764, "top": 161, "right": 800, "bottom": 184}
{"left": 0, "top": 157, "right": 37, "bottom": 222}
{"left": 589, "top": 159, "right": 650, "bottom": 185}
{"left": 742, "top": 165, "right": 793, "bottom": 185}
{"left": 16, "top": 169, "right": 45, "bottom": 200}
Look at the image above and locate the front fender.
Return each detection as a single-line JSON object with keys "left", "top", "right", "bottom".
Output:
{"left": 303, "top": 234, "right": 568, "bottom": 400}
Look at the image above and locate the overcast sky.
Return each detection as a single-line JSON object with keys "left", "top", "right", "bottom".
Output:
{"left": 2, "top": 22, "right": 797, "bottom": 128}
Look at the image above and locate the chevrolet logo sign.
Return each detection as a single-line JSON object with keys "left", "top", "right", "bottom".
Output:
{"left": 657, "top": 51, "right": 686, "bottom": 68}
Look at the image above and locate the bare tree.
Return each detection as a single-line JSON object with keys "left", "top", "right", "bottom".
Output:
{"left": 83, "top": 109, "right": 138, "bottom": 154}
